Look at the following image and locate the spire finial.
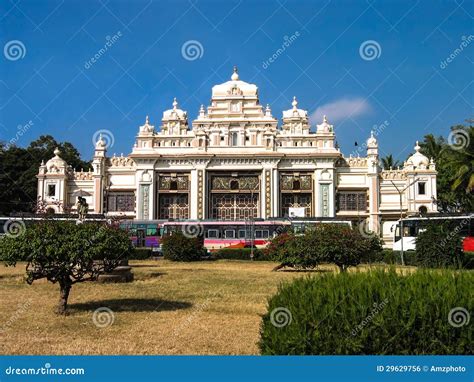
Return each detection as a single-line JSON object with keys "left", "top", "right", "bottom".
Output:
{"left": 415, "top": 141, "right": 420, "bottom": 152}
{"left": 323, "top": 115, "right": 328, "bottom": 123}
{"left": 145, "top": 115, "right": 149, "bottom": 124}
{"left": 172, "top": 97, "right": 178, "bottom": 110}
{"left": 231, "top": 66, "right": 239, "bottom": 81}
{"left": 292, "top": 96, "right": 298, "bottom": 109}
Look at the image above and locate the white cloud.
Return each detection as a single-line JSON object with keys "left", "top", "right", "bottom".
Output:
{"left": 309, "top": 97, "right": 372, "bottom": 125}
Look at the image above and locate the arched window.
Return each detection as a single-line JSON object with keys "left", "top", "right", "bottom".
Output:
{"left": 419, "top": 206, "right": 428, "bottom": 215}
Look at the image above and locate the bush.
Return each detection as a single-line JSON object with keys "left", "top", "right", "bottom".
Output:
{"left": 259, "top": 269, "right": 472, "bottom": 355}
{"left": 463, "top": 252, "right": 474, "bottom": 269}
{"left": 161, "top": 232, "right": 205, "bottom": 261}
{"left": 266, "top": 225, "right": 383, "bottom": 272}
{"left": 416, "top": 222, "right": 464, "bottom": 268}
{"left": 360, "top": 249, "right": 417, "bottom": 266}
{"left": 212, "top": 248, "right": 266, "bottom": 261}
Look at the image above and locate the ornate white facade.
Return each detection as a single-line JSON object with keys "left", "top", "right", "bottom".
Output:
{"left": 37, "top": 67, "right": 438, "bottom": 245}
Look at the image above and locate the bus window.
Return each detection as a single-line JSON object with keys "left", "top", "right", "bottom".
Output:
{"left": 224, "top": 230, "right": 235, "bottom": 239}
{"left": 207, "top": 229, "right": 219, "bottom": 239}
{"left": 238, "top": 230, "right": 246, "bottom": 239}
{"left": 146, "top": 225, "right": 158, "bottom": 236}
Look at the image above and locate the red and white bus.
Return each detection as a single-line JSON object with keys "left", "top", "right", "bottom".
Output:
{"left": 392, "top": 214, "right": 474, "bottom": 252}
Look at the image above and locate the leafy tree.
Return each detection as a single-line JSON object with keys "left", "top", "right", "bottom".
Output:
{"left": 0, "top": 135, "right": 90, "bottom": 215}
{"left": 418, "top": 123, "right": 473, "bottom": 212}
{"left": 380, "top": 154, "right": 400, "bottom": 170}
{"left": 0, "top": 220, "right": 132, "bottom": 314}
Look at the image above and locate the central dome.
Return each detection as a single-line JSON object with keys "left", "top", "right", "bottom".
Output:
{"left": 211, "top": 66, "right": 258, "bottom": 99}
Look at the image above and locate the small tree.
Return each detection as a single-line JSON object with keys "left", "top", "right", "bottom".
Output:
{"left": 416, "top": 221, "right": 464, "bottom": 268}
{"left": 0, "top": 220, "right": 133, "bottom": 314}
{"left": 161, "top": 231, "right": 205, "bottom": 261}
{"left": 317, "top": 224, "right": 383, "bottom": 272}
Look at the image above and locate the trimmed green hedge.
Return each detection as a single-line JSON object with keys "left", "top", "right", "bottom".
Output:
{"left": 212, "top": 248, "right": 268, "bottom": 261}
{"left": 162, "top": 232, "right": 206, "bottom": 261}
{"left": 260, "top": 269, "right": 472, "bottom": 355}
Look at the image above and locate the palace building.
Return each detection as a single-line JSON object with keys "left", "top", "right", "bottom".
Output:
{"left": 37, "top": 67, "right": 438, "bottom": 245}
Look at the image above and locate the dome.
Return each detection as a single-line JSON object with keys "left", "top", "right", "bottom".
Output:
{"left": 282, "top": 96, "right": 308, "bottom": 119}
{"left": 163, "top": 98, "right": 187, "bottom": 120}
{"left": 406, "top": 141, "right": 429, "bottom": 169}
{"left": 46, "top": 148, "right": 67, "bottom": 172}
{"left": 367, "top": 130, "right": 377, "bottom": 147}
{"left": 211, "top": 67, "right": 258, "bottom": 98}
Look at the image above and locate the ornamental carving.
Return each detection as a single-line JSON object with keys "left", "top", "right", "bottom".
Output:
{"left": 280, "top": 174, "right": 312, "bottom": 191}
{"left": 70, "top": 170, "right": 94, "bottom": 180}
{"left": 159, "top": 175, "right": 189, "bottom": 190}
{"left": 211, "top": 176, "right": 259, "bottom": 191}
{"left": 381, "top": 170, "right": 407, "bottom": 180}
{"left": 108, "top": 155, "right": 136, "bottom": 167}
{"left": 337, "top": 157, "right": 368, "bottom": 167}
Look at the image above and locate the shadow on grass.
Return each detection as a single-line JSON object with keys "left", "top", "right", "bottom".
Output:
{"left": 279, "top": 268, "right": 333, "bottom": 273}
{"left": 69, "top": 298, "right": 192, "bottom": 313}
{"left": 129, "top": 263, "right": 162, "bottom": 268}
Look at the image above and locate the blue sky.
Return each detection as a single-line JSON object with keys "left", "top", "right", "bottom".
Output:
{"left": 1, "top": 0, "right": 473, "bottom": 162}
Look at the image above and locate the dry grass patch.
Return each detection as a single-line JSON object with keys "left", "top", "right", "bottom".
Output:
{"left": 0, "top": 260, "right": 411, "bottom": 355}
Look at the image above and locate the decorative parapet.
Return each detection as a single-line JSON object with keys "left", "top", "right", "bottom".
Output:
{"left": 380, "top": 170, "right": 407, "bottom": 180}
{"left": 107, "top": 154, "right": 136, "bottom": 168}
{"left": 337, "top": 157, "right": 368, "bottom": 167}
{"left": 69, "top": 169, "right": 94, "bottom": 180}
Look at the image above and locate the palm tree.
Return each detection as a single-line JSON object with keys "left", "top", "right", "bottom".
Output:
{"left": 419, "top": 134, "right": 444, "bottom": 162}
{"left": 381, "top": 154, "right": 401, "bottom": 170}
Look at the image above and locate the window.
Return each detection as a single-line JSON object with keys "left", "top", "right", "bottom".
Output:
{"left": 230, "top": 180, "right": 239, "bottom": 190}
{"left": 107, "top": 192, "right": 135, "bottom": 212}
{"left": 206, "top": 229, "right": 219, "bottom": 238}
{"left": 47, "top": 184, "right": 56, "bottom": 197}
{"left": 224, "top": 230, "right": 235, "bottom": 239}
{"left": 238, "top": 229, "right": 247, "bottom": 239}
{"left": 255, "top": 230, "right": 269, "bottom": 239}
{"left": 418, "top": 182, "right": 426, "bottom": 195}
{"left": 337, "top": 192, "right": 367, "bottom": 211}
{"left": 418, "top": 206, "right": 428, "bottom": 215}
{"left": 231, "top": 132, "right": 238, "bottom": 146}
